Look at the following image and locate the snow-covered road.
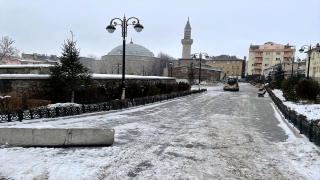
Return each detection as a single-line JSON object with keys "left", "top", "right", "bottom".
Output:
{"left": 1, "top": 83, "right": 320, "bottom": 180}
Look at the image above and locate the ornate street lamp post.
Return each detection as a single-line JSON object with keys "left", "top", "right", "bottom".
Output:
{"left": 191, "top": 52, "right": 209, "bottom": 90}
{"left": 169, "top": 62, "right": 173, "bottom": 77}
{"left": 106, "top": 15, "right": 144, "bottom": 99}
{"left": 299, "top": 43, "right": 320, "bottom": 79}
{"left": 286, "top": 57, "right": 299, "bottom": 77}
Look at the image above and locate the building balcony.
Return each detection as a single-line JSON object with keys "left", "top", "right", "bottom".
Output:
{"left": 254, "top": 66, "right": 262, "bottom": 70}
{"left": 284, "top": 54, "right": 292, "bottom": 58}
{"left": 284, "top": 48, "right": 295, "bottom": 51}
{"left": 253, "top": 72, "right": 261, "bottom": 75}
{"left": 254, "top": 60, "right": 263, "bottom": 64}
{"left": 255, "top": 54, "right": 263, "bottom": 58}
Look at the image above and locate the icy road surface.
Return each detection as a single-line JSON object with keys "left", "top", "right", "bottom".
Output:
{"left": 1, "top": 83, "right": 320, "bottom": 180}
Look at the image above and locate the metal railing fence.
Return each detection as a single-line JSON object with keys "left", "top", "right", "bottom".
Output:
{"left": 266, "top": 88, "right": 320, "bottom": 147}
{"left": 0, "top": 89, "right": 207, "bottom": 123}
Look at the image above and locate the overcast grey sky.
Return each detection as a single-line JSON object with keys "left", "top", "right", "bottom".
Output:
{"left": 1, "top": 0, "right": 319, "bottom": 60}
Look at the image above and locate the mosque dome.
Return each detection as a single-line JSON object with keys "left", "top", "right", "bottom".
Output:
{"left": 107, "top": 40, "right": 154, "bottom": 57}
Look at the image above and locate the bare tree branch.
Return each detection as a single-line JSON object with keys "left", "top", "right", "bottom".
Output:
{"left": 0, "top": 36, "right": 20, "bottom": 63}
{"left": 87, "top": 54, "right": 101, "bottom": 60}
{"left": 151, "top": 51, "right": 175, "bottom": 76}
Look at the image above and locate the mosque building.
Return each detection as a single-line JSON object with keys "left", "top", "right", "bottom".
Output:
{"left": 89, "top": 39, "right": 159, "bottom": 76}
{"left": 81, "top": 18, "right": 221, "bottom": 83}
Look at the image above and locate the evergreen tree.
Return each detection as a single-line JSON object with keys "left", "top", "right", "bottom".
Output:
{"left": 187, "top": 62, "right": 195, "bottom": 85}
{"left": 271, "top": 65, "right": 284, "bottom": 89}
{"left": 49, "top": 31, "right": 91, "bottom": 103}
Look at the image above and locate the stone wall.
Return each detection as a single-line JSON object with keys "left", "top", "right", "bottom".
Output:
{"left": 0, "top": 65, "right": 52, "bottom": 74}
{"left": 0, "top": 75, "right": 176, "bottom": 94}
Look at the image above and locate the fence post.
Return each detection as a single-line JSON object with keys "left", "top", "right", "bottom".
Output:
{"left": 39, "top": 109, "right": 43, "bottom": 118}
{"left": 55, "top": 107, "right": 60, "bottom": 117}
{"left": 103, "top": 103, "right": 107, "bottom": 111}
{"left": 82, "top": 104, "right": 86, "bottom": 113}
{"left": 18, "top": 109, "right": 23, "bottom": 122}
{"left": 30, "top": 110, "right": 34, "bottom": 119}
{"left": 299, "top": 119, "right": 303, "bottom": 134}
{"left": 47, "top": 108, "right": 51, "bottom": 118}
{"left": 7, "top": 112, "right": 11, "bottom": 122}
{"left": 310, "top": 124, "right": 313, "bottom": 142}
{"left": 64, "top": 107, "right": 67, "bottom": 116}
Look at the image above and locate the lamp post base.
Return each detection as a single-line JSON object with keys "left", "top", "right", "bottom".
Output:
{"left": 121, "top": 88, "right": 125, "bottom": 100}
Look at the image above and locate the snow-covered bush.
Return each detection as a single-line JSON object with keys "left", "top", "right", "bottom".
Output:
{"left": 295, "top": 79, "right": 320, "bottom": 103}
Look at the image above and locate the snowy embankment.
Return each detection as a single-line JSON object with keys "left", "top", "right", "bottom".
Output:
{"left": 272, "top": 89, "right": 320, "bottom": 126}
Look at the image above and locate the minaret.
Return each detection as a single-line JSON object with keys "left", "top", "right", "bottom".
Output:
{"left": 181, "top": 17, "right": 193, "bottom": 58}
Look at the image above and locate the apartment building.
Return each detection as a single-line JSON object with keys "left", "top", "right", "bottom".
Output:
{"left": 304, "top": 43, "right": 320, "bottom": 81}
{"left": 246, "top": 42, "right": 296, "bottom": 76}
{"left": 206, "top": 55, "right": 246, "bottom": 79}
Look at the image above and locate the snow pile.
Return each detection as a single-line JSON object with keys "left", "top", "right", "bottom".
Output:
{"left": 46, "top": 103, "right": 82, "bottom": 108}
{"left": 0, "top": 95, "right": 11, "bottom": 99}
{"left": 272, "top": 89, "right": 320, "bottom": 124}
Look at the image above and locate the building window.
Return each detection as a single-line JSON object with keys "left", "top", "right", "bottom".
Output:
{"left": 252, "top": 58, "right": 255, "bottom": 61}
{"left": 276, "top": 52, "right": 281, "bottom": 55}
{"left": 264, "top": 46, "right": 268, "bottom": 49}
{"left": 265, "top": 64, "right": 269, "bottom": 66}
{"left": 276, "top": 58, "right": 281, "bottom": 61}
{"left": 232, "top": 66, "right": 235, "bottom": 69}
{"left": 265, "top": 58, "right": 269, "bottom": 61}
{"left": 232, "top": 61, "right": 235, "bottom": 63}
{"left": 266, "top": 52, "right": 270, "bottom": 55}
{"left": 117, "top": 50, "right": 122, "bottom": 55}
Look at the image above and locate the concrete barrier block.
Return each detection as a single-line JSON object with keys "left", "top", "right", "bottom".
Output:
{"left": 0, "top": 128, "right": 114, "bottom": 147}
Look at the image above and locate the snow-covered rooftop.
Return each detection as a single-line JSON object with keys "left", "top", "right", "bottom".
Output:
{"left": 0, "top": 64, "right": 53, "bottom": 68}
{"left": 0, "top": 74, "right": 176, "bottom": 80}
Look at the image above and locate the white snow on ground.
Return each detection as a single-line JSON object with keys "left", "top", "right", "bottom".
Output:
{"left": 46, "top": 102, "right": 82, "bottom": 108}
{"left": 0, "top": 84, "right": 319, "bottom": 179}
{"left": 272, "top": 89, "right": 320, "bottom": 125}
{"left": 271, "top": 103, "right": 320, "bottom": 179}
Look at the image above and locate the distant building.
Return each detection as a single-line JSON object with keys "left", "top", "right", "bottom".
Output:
{"left": 172, "top": 18, "right": 221, "bottom": 83}
{"left": 303, "top": 43, "right": 320, "bottom": 81}
{"left": 246, "top": 42, "right": 296, "bottom": 76}
{"left": 206, "top": 55, "right": 246, "bottom": 79}
{"left": 98, "top": 40, "right": 159, "bottom": 76}
{"left": 21, "top": 53, "right": 58, "bottom": 65}
{"left": 181, "top": 17, "right": 193, "bottom": 58}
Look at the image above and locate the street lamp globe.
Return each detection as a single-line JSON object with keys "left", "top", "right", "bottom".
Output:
{"left": 134, "top": 23, "right": 144, "bottom": 32}
{"left": 106, "top": 25, "right": 116, "bottom": 33}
